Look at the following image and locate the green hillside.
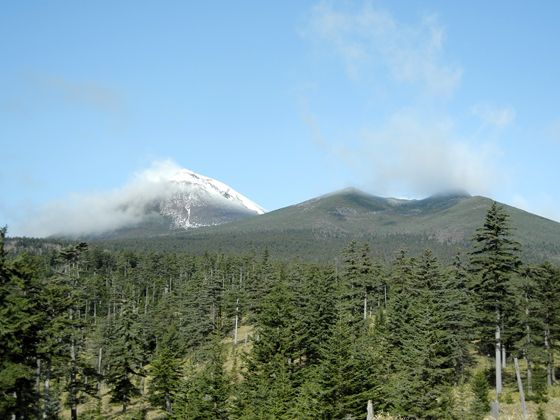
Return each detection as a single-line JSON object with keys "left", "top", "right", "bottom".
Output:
{"left": 96, "top": 189, "right": 560, "bottom": 263}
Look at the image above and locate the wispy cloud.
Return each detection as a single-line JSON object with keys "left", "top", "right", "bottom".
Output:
{"left": 301, "top": 2, "right": 502, "bottom": 197}
{"left": 15, "top": 160, "right": 182, "bottom": 237}
{"left": 32, "top": 74, "right": 123, "bottom": 115}
{"left": 471, "top": 104, "right": 516, "bottom": 129}
{"left": 305, "top": 1, "right": 462, "bottom": 96}
{"left": 342, "top": 110, "right": 501, "bottom": 196}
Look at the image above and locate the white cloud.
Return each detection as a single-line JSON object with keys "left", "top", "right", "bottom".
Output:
{"left": 305, "top": 1, "right": 462, "bottom": 96}
{"left": 301, "top": 2, "right": 507, "bottom": 199}
{"left": 15, "top": 160, "right": 182, "bottom": 237}
{"left": 471, "top": 104, "right": 516, "bottom": 129}
{"left": 339, "top": 110, "right": 502, "bottom": 196}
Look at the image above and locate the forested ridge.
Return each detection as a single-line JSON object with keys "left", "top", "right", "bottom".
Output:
{"left": 1, "top": 203, "right": 560, "bottom": 419}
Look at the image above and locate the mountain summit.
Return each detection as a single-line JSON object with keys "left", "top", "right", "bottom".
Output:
{"left": 157, "top": 167, "right": 265, "bottom": 229}
{"left": 57, "top": 165, "right": 266, "bottom": 239}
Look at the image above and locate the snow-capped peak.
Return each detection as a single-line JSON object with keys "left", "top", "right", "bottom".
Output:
{"left": 134, "top": 161, "right": 265, "bottom": 230}
{"left": 166, "top": 168, "right": 265, "bottom": 215}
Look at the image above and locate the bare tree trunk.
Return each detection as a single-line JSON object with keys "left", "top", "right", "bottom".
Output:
{"left": 165, "top": 394, "right": 172, "bottom": 413}
{"left": 366, "top": 400, "right": 374, "bottom": 420}
{"left": 502, "top": 344, "right": 507, "bottom": 369}
{"left": 11, "top": 393, "right": 16, "bottom": 420}
{"left": 524, "top": 303, "right": 532, "bottom": 393}
{"left": 234, "top": 298, "right": 239, "bottom": 346}
{"left": 70, "top": 310, "right": 78, "bottom": 420}
{"left": 36, "top": 358, "right": 41, "bottom": 394}
{"left": 144, "top": 287, "right": 149, "bottom": 315}
{"left": 43, "top": 362, "right": 51, "bottom": 419}
{"left": 491, "top": 400, "right": 499, "bottom": 419}
{"left": 363, "top": 294, "right": 367, "bottom": 320}
{"left": 525, "top": 356, "right": 533, "bottom": 394}
{"left": 545, "top": 328, "right": 553, "bottom": 386}
{"left": 384, "top": 284, "right": 387, "bottom": 307}
{"left": 211, "top": 302, "right": 216, "bottom": 327}
{"left": 97, "top": 346, "right": 102, "bottom": 372}
{"left": 514, "top": 358, "right": 528, "bottom": 419}
{"left": 496, "top": 324, "right": 502, "bottom": 395}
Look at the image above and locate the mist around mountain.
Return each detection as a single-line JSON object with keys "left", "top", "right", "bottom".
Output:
{"left": 14, "top": 161, "right": 264, "bottom": 238}
{"left": 12, "top": 161, "right": 560, "bottom": 265}
{"left": 94, "top": 187, "right": 560, "bottom": 264}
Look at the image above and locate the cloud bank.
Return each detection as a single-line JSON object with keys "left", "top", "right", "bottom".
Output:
{"left": 341, "top": 111, "right": 501, "bottom": 196}
{"left": 16, "top": 160, "right": 182, "bottom": 237}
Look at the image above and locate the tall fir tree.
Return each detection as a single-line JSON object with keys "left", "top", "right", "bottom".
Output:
{"left": 470, "top": 202, "right": 521, "bottom": 397}
{"left": 148, "top": 347, "right": 182, "bottom": 414}
{"left": 174, "top": 333, "right": 231, "bottom": 419}
{"left": 0, "top": 227, "right": 43, "bottom": 418}
{"left": 236, "top": 276, "right": 300, "bottom": 417}
{"left": 388, "top": 250, "right": 456, "bottom": 418}
{"left": 105, "top": 300, "right": 146, "bottom": 413}
{"left": 533, "top": 262, "right": 560, "bottom": 386}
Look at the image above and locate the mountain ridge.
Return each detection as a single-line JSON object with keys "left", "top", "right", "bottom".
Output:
{"left": 92, "top": 188, "right": 560, "bottom": 264}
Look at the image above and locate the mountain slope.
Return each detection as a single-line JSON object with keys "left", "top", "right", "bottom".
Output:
{"left": 97, "top": 188, "right": 560, "bottom": 263}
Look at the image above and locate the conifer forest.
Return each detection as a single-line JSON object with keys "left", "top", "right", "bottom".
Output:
{"left": 2, "top": 203, "right": 560, "bottom": 419}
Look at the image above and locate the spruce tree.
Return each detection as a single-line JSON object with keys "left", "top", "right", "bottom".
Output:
{"left": 470, "top": 202, "right": 521, "bottom": 397}
{"left": 470, "top": 370, "right": 490, "bottom": 418}
{"left": 105, "top": 301, "right": 145, "bottom": 413}
{"left": 533, "top": 262, "right": 560, "bottom": 386}
{"left": 0, "top": 227, "right": 43, "bottom": 418}
{"left": 174, "top": 334, "right": 231, "bottom": 419}
{"left": 236, "top": 277, "right": 299, "bottom": 417}
{"left": 513, "top": 265, "right": 545, "bottom": 395}
{"left": 148, "top": 347, "right": 182, "bottom": 414}
{"left": 313, "top": 310, "right": 388, "bottom": 419}
{"left": 444, "top": 254, "right": 476, "bottom": 382}
{"left": 388, "top": 250, "right": 455, "bottom": 418}
{"left": 340, "top": 241, "right": 377, "bottom": 325}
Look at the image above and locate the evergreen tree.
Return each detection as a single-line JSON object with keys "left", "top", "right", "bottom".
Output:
{"left": 340, "top": 241, "right": 378, "bottom": 325}
{"left": 388, "top": 250, "right": 455, "bottom": 418}
{"left": 512, "top": 265, "right": 545, "bottom": 395}
{"left": 105, "top": 301, "right": 145, "bottom": 413}
{"left": 174, "top": 334, "right": 231, "bottom": 419}
{"left": 314, "top": 312, "right": 388, "bottom": 419}
{"left": 444, "top": 254, "right": 476, "bottom": 382}
{"left": 148, "top": 347, "right": 182, "bottom": 414}
{"left": 236, "top": 277, "right": 300, "bottom": 417}
{"left": 52, "top": 243, "right": 97, "bottom": 420}
{"left": 470, "top": 370, "right": 490, "bottom": 418}
{"left": 293, "top": 265, "right": 338, "bottom": 366}
{"left": 470, "top": 202, "right": 521, "bottom": 396}
{"left": 533, "top": 262, "right": 560, "bottom": 386}
{"left": 0, "top": 227, "right": 43, "bottom": 418}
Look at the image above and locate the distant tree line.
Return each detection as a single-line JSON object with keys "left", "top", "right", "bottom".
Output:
{"left": 0, "top": 202, "right": 559, "bottom": 418}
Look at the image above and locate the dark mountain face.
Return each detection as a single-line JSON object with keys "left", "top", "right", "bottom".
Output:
{"left": 94, "top": 189, "right": 560, "bottom": 264}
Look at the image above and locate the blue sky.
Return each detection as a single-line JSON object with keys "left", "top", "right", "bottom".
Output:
{"left": 1, "top": 1, "right": 560, "bottom": 235}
